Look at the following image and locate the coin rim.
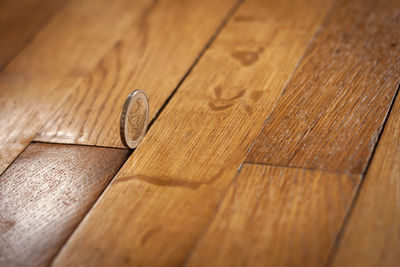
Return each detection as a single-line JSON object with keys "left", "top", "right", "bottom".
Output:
{"left": 120, "top": 89, "right": 149, "bottom": 149}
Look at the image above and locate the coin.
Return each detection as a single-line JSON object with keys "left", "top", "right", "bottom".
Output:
{"left": 120, "top": 90, "right": 149, "bottom": 149}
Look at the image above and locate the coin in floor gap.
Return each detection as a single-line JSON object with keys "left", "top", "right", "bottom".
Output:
{"left": 120, "top": 89, "right": 149, "bottom": 149}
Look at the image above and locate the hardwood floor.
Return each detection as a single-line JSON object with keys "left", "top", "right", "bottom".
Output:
{"left": 0, "top": 0, "right": 399, "bottom": 266}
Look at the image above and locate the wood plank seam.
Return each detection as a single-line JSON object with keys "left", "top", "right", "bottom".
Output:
{"left": 182, "top": 163, "right": 245, "bottom": 267}
{"left": 31, "top": 140, "right": 132, "bottom": 151}
{"left": 356, "top": 81, "right": 400, "bottom": 176}
{"left": 48, "top": 2, "right": 244, "bottom": 263}
{"left": 323, "top": 81, "right": 400, "bottom": 267}
{"left": 243, "top": 161, "right": 347, "bottom": 175}
{"left": 0, "top": 138, "right": 31, "bottom": 177}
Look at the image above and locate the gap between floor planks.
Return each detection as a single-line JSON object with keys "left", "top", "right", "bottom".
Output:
{"left": 324, "top": 81, "right": 400, "bottom": 267}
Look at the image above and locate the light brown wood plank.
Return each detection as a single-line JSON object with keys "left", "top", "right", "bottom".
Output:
{"left": 0, "top": 143, "right": 129, "bottom": 267}
{"left": 52, "top": 0, "right": 331, "bottom": 265}
{"left": 0, "top": 0, "right": 154, "bottom": 174}
{"left": 329, "top": 91, "right": 400, "bottom": 266}
{"left": 0, "top": 0, "right": 66, "bottom": 69}
{"left": 246, "top": 0, "right": 400, "bottom": 174}
{"left": 186, "top": 164, "right": 360, "bottom": 267}
{"left": 35, "top": 0, "right": 238, "bottom": 148}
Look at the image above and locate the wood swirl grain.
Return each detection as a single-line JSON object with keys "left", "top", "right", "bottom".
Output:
{"left": 0, "top": 0, "right": 152, "bottom": 174}
{"left": 329, "top": 86, "right": 400, "bottom": 266}
{"left": 35, "top": 0, "right": 238, "bottom": 148}
{"left": 186, "top": 164, "right": 360, "bottom": 267}
{"left": 0, "top": 143, "right": 129, "bottom": 267}
{"left": 246, "top": 0, "right": 400, "bottom": 174}
{"left": 0, "top": 0, "right": 66, "bottom": 69}
{"left": 52, "top": 0, "right": 331, "bottom": 265}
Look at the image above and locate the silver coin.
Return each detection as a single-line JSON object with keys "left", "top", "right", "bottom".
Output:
{"left": 120, "top": 90, "right": 149, "bottom": 149}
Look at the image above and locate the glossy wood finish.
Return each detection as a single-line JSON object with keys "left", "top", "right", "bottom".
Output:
{"left": 246, "top": 0, "right": 400, "bottom": 174}
{"left": 187, "top": 164, "right": 360, "bottom": 267}
{"left": 35, "top": 0, "right": 238, "bottom": 148}
{"left": 329, "top": 89, "right": 400, "bottom": 267}
{"left": 53, "top": 0, "right": 331, "bottom": 265}
{"left": 0, "top": 143, "right": 129, "bottom": 267}
{"left": 0, "top": 0, "right": 153, "bottom": 174}
{"left": 0, "top": 0, "right": 66, "bottom": 69}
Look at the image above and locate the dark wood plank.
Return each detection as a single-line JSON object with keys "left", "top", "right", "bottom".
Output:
{"left": 0, "top": 0, "right": 153, "bottom": 174}
{"left": 52, "top": 0, "right": 331, "bottom": 265}
{"left": 246, "top": 0, "right": 400, "bottom": 174}
{"left": 0, "top": 0, "right": 66, "bottom": 69}
{"left": 34, "top": 0, "right": 238, "bottom": 148}
{"left": 0, "top": 143, "right": 129, "bottom": 267}
{"left": 329, "top": 88, "right": 400, "bottom": 266}
{"left": 187, "top": 164, "right": 360, "bottom": 267}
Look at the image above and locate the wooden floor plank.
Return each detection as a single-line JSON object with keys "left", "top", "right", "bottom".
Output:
{"left": 34, "top": 0, "right": 238, "bottom": 148}
{"left": 0, "top": 0, "right": 155, "bottom": 174}
{"left": 0, "top": 143, "right": 129, "bottom": 267}
{"left": 246, "top": 0, "right": 400, "bottom": 174}
{"left": 329, "top": 88, "right": 400, "bottom": 266}
{"left": 52, "top": 0, "right": 331, "bottom": 265}
{"left": 0, "top": 0, "right": 66, "bottom": 70}
{"left": 186, "top": 164, "right": 360, "bottom": 267}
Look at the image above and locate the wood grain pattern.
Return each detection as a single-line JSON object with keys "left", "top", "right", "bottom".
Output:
{"left": 0, "top": 0, "right": 153, "bottom": 174}
{"left": 0, "top": 143, "right": 129, "bottom": 267}
{"left": 0, "top": 0, "right": 66, "bottom": 70}
{"left": 329, "top": 89, "right": 400, "bottom": 266}
{"left": 246, "top": 0, "right": 400, "bottom": 174}
{"left": 186, "top": 164, "right": 360, "bottom": 267}
{"left": 35, "top": 0, "right": 238, "bottom": 148}
{"left": 52, "top": 0, "right": 331, "bottom": 265}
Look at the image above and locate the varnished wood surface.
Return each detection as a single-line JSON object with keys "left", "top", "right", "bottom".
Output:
{"left": 246, "top": 0, "right": 400, "bottom": 174}
{"left": 0, "top": 0, "right": 66, "bottom": 69}
{"left": 53, "top": 0, "right": 331, "bottom": 265}
{"left": 187, "top": 164, "right": 360, "bottom": 267}
{"left": 0, "top": 0, "right": 154, "bottom": 174}
{"left": 1, "top": 0, "right": 399, "bottom": 265}
{"left": 329, "top": 88, "right": 400, "bottom": 266}
{"left": 35, "top": 0, "right": 238, "bottom": 148}
{"left": 0, "top": 143, "right": 129, "bottom": 267}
